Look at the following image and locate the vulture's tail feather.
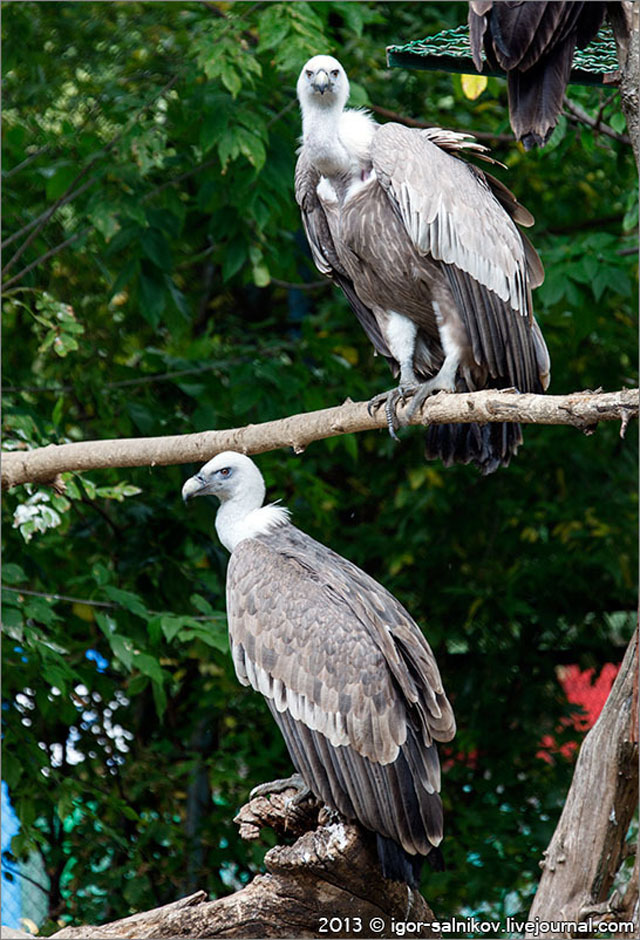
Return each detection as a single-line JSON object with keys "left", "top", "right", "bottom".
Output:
{"left": 508, "top": 41, "right": 575, "bottom": 149}
{"left": 376, "top": 834, "right": 427, "bottom": 888}
{"left": 424, "top": 421, "right": 523, "bottom": 475}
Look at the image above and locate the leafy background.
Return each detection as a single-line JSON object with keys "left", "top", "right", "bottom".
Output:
{"left": 2, "top": 1, "right": 637, "bottom": 933}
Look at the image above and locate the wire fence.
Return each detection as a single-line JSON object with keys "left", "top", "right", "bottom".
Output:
{"left": 1, "top": 782, "right": 49, "bottom": 934}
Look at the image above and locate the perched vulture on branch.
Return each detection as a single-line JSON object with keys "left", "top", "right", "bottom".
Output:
{"left": 468, "top": 1, "right": 607, "bottom": 149}
{"left": 296, "top": 55, "right": 550, "bottom": 475}
{"left": 182, "top": 452, "right": 456, "bottom": 887}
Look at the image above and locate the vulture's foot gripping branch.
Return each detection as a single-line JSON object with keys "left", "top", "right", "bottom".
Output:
{"left": 250, "top": 773, "right": 315, "bottom": 808}
{"left": 367, "top": 383, "right": 419, "bottom": 440}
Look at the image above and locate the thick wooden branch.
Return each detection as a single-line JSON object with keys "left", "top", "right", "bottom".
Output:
{"left": 50, "top": 788, "right": 435, "bottom": 939}
{"left": 527, "top": 628, "right": 639, "bottom": 938}
{"left": 2, "top": 387, "right": 637, "bottom": 489}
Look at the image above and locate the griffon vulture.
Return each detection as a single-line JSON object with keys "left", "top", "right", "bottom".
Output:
{"left": 296, "top": 55, "right": 550, "bottom": 474}
{"left": 182, "top": 451, "right": 456, "bottom": 887}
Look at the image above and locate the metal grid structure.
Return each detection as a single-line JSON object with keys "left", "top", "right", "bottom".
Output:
{"left": 386, "top": 24, "right": 620, "bottom": 86}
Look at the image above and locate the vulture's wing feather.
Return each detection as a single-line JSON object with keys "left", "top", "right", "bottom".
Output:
{"left": 295, "top": 149, "right": 342, "bottom": 277}
{"left": 474, "top": 167, "right": 534, "bottom": 228}
{"left": 227, "top": 528, "right": 454, "bottom": 761}
{"left": 272, "top": 707, "right": 443, "bottom": 853}
{"left": 419, "top": 133, "right": 545, "bottom": 286}
{"left": 372, "top": 123, "right": 529, "bottom": 313}
{"left": 576, "top": 4, "right": 607, "bottom": 48}
{"left": 295, "top": 150, "right": 395, "bottom": 364}
{"left": 445, "top": 261, "right": 541, "bottom": 391}
{"left": 490, "top": 2, "right": 559, "bottom": 69}
{"left": 227, "top": 526, "right": 454, "bottom": 854}
{"left": 333, "top": 272, "right": 396, "bottom": 367}
{"left": 372, "top": 122, "right": 546, "bottom": 392}
{"left": 469, "top": 0, "right": 492, "bottom": 70}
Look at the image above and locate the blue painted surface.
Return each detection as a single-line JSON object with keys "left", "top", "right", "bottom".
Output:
{"left": 1, "top": 780, "right": 22, "bottom": 928}
{"left": 1, "top": 781, "right": 50, "bottom": 930}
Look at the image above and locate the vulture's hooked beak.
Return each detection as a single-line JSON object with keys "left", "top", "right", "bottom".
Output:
{"left": 182, "top": 473, "right": 207, "bottom": 503}
{"left": 312, "top": 69, "right": 329, "bottom": 94}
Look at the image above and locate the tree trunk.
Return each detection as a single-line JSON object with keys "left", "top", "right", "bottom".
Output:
{"left": 527, "top": 628, "right": 639, "bottom": 938}
{"left": 609, "top": 0, "right": 639, "bottom": 170}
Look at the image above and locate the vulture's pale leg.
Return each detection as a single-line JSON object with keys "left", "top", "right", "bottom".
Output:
{"left": 250, "top": 772, "right": 314, "bottom": 806}
{"left": 367, "top": 313, "right": 419, "bottom": 439}
{"left": 406, "top": 351, "right": 460, "bottom": 419}
{"left": 407, "top": 309, "right": 462, "bottom": 419}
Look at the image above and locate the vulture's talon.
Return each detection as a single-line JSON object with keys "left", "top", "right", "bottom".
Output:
{"left": 367, "top": 395, "right": 385, "bottom": 419}
{"left": 368, "top": 385, "right": 417, "bottom": 439}
{"left": 250, "top": 773, "right": 312, "bottom": 806}
{"left": 387, "top": 414, "right": 401, "bottom": 441}
{"left": 406, "top": 381, "right": 454, "bottom": 420}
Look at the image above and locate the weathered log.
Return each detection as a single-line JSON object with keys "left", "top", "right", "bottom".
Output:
{"left": 50, "top": 788, "right": 435, "bottom": 939}
{"left": 526, "top": 628, "right": 639, "bottom": 938}
{"left": 2, "top": 387, "right": 638, "bottom": 489}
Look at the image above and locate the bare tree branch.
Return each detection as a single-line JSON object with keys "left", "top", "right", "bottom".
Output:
{"left": 2, "top": 361, "right": 231, "bottom": 396}
{"left": 369, "top": 104, "right": 516, "bottom": 142}
{"left": 527, "top": 627, "right": 639, "bottom": 938}
{"left": 2, "top": 387, "right": 637, "bottom": 490}
{"left": 1, "top": 177, "right": 99, "bottom": 251}
{"left": 1, "top": 226, "right": 91, "bottom": 292}
{"left": 563, "top": 97, "right": 631, "bottom": 146}
{"left": 270, "top": 277, "right": 328, "bottom": 291}
{"left": 2, "top": 145, "right": 52, "bottom": 182}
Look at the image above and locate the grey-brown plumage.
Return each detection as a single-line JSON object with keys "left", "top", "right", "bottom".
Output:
{"left": 296, "top": 56, "right": 550, "bottom": 474}
{"left": 182, "top": 452, "right": 456, "bottom": 886}
{"left": 469, "top": 1, "right": 607, "bottom": 149}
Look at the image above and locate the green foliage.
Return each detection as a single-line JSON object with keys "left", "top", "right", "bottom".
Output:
{"left": 2, "top": 1, "right": 637, "bottom": 933}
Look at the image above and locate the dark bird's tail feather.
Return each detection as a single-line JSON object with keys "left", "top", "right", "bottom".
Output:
{"left": 376, "top": 834, "right": 443, "bottom": 888}
{"left": 508, "top": 41, "right": 575, "bottom": 149}
{"left": 425, "top": 421, "right": 523, "bottom": 475}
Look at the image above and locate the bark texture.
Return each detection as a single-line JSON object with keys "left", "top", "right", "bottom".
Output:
{"left": 609, "top": 0, "right": 640, "bottom": 170}
{"left": 50, "top": 789, "right": 435, "bottom": 939}
{"left": 2, "top": 387, "right": 637, "bottom": 489}
{"left": 527, "top": 628, "right": 639, "bottom": 938}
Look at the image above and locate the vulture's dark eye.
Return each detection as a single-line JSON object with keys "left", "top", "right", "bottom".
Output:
{"left": 331, "top": 69, "right": 339, "bottom": 78}
{"left": 306, "top": 70, "right": 313, "bottom": 78}
{"left": 218, "top": 467, "right": 231, "bottom": 477}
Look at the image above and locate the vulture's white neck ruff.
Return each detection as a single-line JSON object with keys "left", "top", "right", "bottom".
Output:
{"left": 216, "top": 499, "right": 290, "bottom": 554}
{"left": 299, "top": 87, "right": 376, "bottom": 180}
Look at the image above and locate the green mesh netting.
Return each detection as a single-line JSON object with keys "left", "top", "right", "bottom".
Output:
{"left": 386, "top": 24, "right": 619, "bottom": 86}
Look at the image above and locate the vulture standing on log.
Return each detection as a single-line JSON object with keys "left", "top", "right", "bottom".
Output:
{"left": 182, "top": 452, "right": 456, "bottom": 887}
{"left": 468, "top": 1, "right": 607, "bottom": 149}
{"left": 296, "top": 55, "right": 550, "bottom": 475}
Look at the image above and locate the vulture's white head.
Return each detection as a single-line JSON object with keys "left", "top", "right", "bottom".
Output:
{"left": 182, "top": 451, "right": 265, "bottom": 506}
{"left": 182, "top": 452, "right": 289, "bottom": 552}
{"left": 297, "top": 55, "right": 349, "bottom": 111}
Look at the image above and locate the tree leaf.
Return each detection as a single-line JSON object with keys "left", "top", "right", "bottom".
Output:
{"left": 138, "top": 271, "right": 167, "bottom": 326}
{"left": 2, "top": 563, "right": 26, "bottom": 585}
{"left": 140, "top": 228, "right": 173, "bottom": 271}
{"left": 461, "top": 74, "right": 488, "bottom": 100}
{"left": 103, "top": 586, "right": 148, "bottom": 618}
